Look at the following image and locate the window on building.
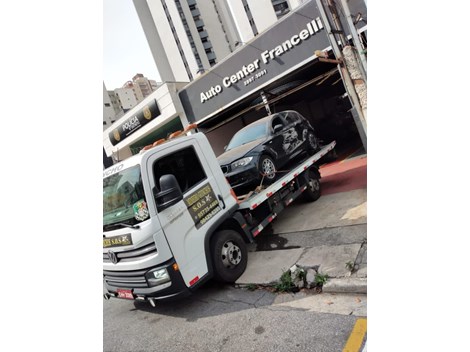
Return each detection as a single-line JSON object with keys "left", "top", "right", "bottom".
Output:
{"left": 152, "top": 146, "right": 206, "bottom": 195}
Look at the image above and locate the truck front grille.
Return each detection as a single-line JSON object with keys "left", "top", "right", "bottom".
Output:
{"left": 103, "top": 242, "right": 157, "bottom": 263}
{"left": 103, "top": 268, "right": 149, "bottom": 288}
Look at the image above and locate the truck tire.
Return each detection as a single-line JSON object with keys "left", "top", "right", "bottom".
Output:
{"left": 259, "top": 155, "right": 277, "bottom": 184}
{"left": 303, "top": 171, "right": 321, "bottom": 202}
{"left": 211, "top": 230, "right": 248, "bottom": 283}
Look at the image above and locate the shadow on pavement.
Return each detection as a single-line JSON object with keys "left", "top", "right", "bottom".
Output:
{"left": 128, "top": 280, "right": 313, "bottom": 321}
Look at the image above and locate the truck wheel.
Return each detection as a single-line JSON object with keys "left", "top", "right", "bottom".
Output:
{"left": 259, "top": 155, "right": 277, "bottom": 184}
{"left": 303, "top": 172, "right": 321, "bottom": 202}
{"left": 211, "top": 230, "right": 247, "bottom": 283}
{"left": 307, "top": 131, "right": 320, "bottom": 155}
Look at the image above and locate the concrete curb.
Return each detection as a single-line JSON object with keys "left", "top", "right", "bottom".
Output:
{"left": 322, "top": 278, "right": 367, "bottom": 294}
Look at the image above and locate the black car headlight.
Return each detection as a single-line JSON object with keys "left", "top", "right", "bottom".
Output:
{"left": 231, "top": 157, "right": 253, "bottom": 170}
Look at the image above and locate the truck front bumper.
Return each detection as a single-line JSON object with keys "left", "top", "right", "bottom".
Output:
{"left": 103, "top": 258, "right": 191, "bottom": 302}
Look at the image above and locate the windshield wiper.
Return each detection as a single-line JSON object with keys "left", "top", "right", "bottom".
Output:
{"left": 103, "top": 222, "right": 140, "bottom": 230}
{"left": 116, "top": 222, "right": 140, "bottom": 229}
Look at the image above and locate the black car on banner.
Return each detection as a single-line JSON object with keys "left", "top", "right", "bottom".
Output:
{"left": 217, "top": 110, "right": 320, "bottom": 194}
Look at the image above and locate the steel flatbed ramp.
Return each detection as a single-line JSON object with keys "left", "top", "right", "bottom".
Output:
{"left": 238, "top": 141, "right": 336, "bottom": 210}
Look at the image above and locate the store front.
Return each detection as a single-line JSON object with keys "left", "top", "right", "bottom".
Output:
{"left": 178, "top": 0, "right": 367, "bottom": 157}
{"left": 103, "top": 82, "right": 189, "bottom": 162}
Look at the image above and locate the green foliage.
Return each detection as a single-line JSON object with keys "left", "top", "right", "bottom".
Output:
{"left": 314, "top": 273, "right": 329, "bottom": 286}
{"left": 346, "top": 261, "right": 354, "bottom": 271}
{"left": 246, "top": 283, "right": 257, "bottom": 291}
{"left": 296, "top": 268, "right": 306, "bottom": 281}
{"left": 274, "top": 270, "right": 295, "bottom": 292}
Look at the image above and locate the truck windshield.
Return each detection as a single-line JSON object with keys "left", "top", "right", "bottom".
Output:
{"left": 103, "top": 165, "right": 149, "bottom": 230}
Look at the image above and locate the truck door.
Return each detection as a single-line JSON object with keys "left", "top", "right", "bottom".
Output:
{"left": 145, "top": 139, "right": 225, "bottom": 288}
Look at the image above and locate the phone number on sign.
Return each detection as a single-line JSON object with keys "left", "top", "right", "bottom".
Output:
{"left": 244, "top": 69, "right": 267, "bottom": 86}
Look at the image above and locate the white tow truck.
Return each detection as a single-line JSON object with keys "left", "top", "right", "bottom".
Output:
{"left": 103, "top": 126, "right": 335, "bottom": 306}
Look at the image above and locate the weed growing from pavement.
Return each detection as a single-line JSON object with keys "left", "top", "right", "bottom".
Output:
{"left": 274, "top": 270, "right": 295, "bottom": 292}
{"left": 296, "top": 268, "right": 306, "bottom": 281}
{"left": 246, "top": 283, "right": 257, "bottom": 291}
{"left": 314, "top": 273, "right": 329, "bottom": 286}
{"left": 346, "top": 261, "right": 354, "bottom": 272}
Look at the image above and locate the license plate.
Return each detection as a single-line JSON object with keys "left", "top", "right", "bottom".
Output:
{"left": 117, "top": 289, "right": 134, "bottom": 300}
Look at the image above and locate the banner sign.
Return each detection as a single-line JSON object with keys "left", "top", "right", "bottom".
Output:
{"left": 103, "top": 234, "right": 133, "bottom": 248}
{"left": 109, "top": 99, "right": 161, "bottom": 146}
{"left": 178, "top": 0, "right": 366, "bottom": 124}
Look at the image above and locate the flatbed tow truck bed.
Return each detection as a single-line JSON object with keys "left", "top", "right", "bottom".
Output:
{"left": 235, "top": 141, "right": 336, "bottom": 239}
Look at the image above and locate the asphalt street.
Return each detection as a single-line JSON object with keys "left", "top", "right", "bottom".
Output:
{"left": 104, "top": 282, "right": 365, "bottom": 352}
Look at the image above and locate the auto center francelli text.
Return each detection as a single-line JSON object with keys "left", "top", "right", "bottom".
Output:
{"left": 199, "top": 18, "right": 324, "bottom": 104}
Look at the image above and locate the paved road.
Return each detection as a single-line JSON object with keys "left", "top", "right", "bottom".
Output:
{"left": 104, "top": 282, "right": 365, "bottom": 352}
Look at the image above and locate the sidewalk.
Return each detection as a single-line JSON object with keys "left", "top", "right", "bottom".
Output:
{"left": 236, "top": 154, "right": 367, "bottom": 294}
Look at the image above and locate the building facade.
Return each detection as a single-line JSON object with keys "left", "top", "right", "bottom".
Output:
{"left": 103, "top": 82, "right": 191, "bottom": 161}
{"left": 103, "top": 83, "right": 116, "bottom": 130}
{"left": 133, "top": 0, "right": 305, "bottom": 83}
{"left": 104, "top": 0, "right": 367, "bottom": 165}
{"left": 103, "top": 83, "right": 125, "bottom": 130}
{"left": 114, "top": 87, "right": 141, "bottom": 112}
{"left": 177, "top": 0, "right": 367, "bottom": 155}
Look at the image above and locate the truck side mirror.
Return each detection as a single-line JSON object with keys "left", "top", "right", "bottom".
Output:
{"left": 154, "top": 174, "right": 183, "bottom": 212}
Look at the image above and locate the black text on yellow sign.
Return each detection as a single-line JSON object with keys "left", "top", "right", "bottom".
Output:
{"left": 184, "top": 184, "right": 221, "bottom": 229}
{"left": 103, "top": 234, "right": 133, "bottom": 248}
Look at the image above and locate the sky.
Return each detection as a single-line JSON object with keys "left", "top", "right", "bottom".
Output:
{"left": 103, "top": 0, "right": 161, "bottom": 90}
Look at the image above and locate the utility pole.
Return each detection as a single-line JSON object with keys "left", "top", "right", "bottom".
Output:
{"left": 315, "top": 0, "right": 367, "bottom": 151}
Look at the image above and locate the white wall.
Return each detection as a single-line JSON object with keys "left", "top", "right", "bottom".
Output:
{"left": 147, "top": 0, "right": 190, "bottom": 82}
{"left": 197, "top": 0, "right": 233, "bottom": 61}
{"left": 166, "top": 0, "right": 200, "bottom": 78}
{"left": 133, "top": 0, "right": 177, "bottom": 82}
{"left": 114, "top": 88, "right": 139, "bottom": 110}
{"left": 246, "top": 0, "right": 277, "bottom": 33}
{"left": 225, "top": 0, "right": 256, "bottom": 43}
{"left": 287, "top": 0, "right": 305, "bottom": 11}
{"left": 215, "top": 0, "right": 241, "bottom": 50}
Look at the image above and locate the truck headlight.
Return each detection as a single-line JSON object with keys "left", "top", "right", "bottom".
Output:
{"left": 146, "top": 268, "right": 170, "bottom": 287}
{"left": 231, "top": 157, "right": 253, "bottom": 170}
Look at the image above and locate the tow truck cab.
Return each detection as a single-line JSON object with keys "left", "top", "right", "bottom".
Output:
{"left": 103, "top": 132, "right": 239, "bottom": 302}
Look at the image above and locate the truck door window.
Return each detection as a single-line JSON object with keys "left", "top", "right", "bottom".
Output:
{"left": 153, "top": 147, "right": 206, "bottom": 194}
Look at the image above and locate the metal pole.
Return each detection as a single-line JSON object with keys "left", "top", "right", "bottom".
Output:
{"left": 316, "top": 0, "right": 343, "bottom": 60}
{"left": 315, "top": 0, "right": 367, "bottom": 146}
{"left": 339, "top": 0, "right": 367, "bottom": 80}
